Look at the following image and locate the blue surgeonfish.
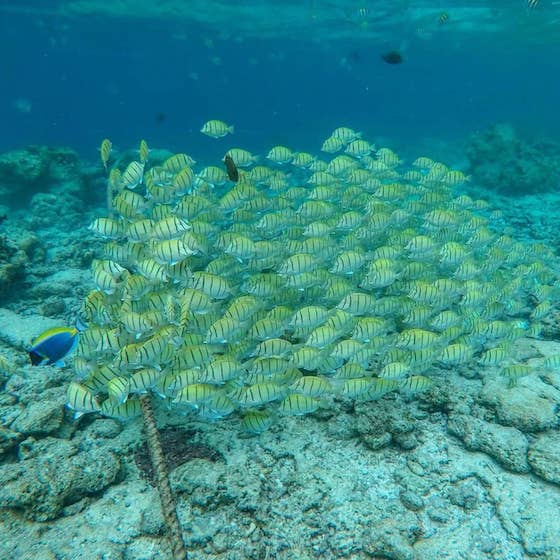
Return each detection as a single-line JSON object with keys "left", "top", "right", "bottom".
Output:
{"left": 29, "top": 326, "right": 79, "bottom": 366}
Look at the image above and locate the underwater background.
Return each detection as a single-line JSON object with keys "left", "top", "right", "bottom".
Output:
{"left": 1, "top": 1, "right": 560, "bottom": 559}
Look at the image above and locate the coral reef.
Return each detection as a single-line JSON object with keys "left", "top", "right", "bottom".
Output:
{"left": 60, "top": 134, "right": 560, "bottom": 556}
{"left": 465, "top": 123, "right": 560, "bottom": 195}
{"left": 0, "top": 144, "right": 109, "bottom": 305}
{"left": 0, "top": 234, "right": 27, "bottom": 300}
{"left": 0, "top": 237, "right": 95, "bottom": 312}
{"left": 0, "top": 146, "right": 80, "bottom": 206}
{"left": 2, "top": 315, "right": 560, "bottom": 558}
{"left": 447, "top": 414, "right": 530, "bottom": 473}
{"left": 0, "top": 145, "right": 110, "bottom": 212}
{"left": 2, "top": 134, "right": 560, "bottom": 558}
{"left": 0, "top": 437, "right": 122, "bottom": 521}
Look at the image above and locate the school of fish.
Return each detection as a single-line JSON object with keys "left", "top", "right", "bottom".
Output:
{"left": 68, "top": 127, "right": 559, "bottom": 432}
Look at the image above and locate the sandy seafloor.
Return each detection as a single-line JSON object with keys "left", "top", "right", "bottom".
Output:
{"left": 1, "top": 140, "right": 560, "bottom": 560}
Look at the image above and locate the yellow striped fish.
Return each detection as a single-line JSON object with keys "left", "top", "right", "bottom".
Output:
{"left": 66, "top": 382, "right": 101, "bottom": 418}
{"left": 278, "top": 394, "right": 321, "bottom": 416}
{"left": 200, "top": 119, "right": 234, "bottom": 138}
{"left": 100, "top": 138, "right": 112, "bottom": 171}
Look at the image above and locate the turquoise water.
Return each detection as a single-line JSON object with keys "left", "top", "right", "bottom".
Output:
{"left": 1, "top": 2, "right": 560, "bottom": 560}
{"left": 1, "top": 2, "right": 560, "bottom": 157}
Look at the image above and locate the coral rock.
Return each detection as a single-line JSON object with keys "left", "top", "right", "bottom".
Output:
{"left": 447, "top": 414, "right": 529, "bottom": 473}
{"left": 0, "top": 437, "right": 121, "bottom": 520}
{"left": 528, "top": 431, "right": 560, "bottom": 485}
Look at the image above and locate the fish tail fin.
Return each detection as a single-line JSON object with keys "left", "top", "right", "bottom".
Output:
{"left": 29, "top": 351, "right": 45, "bottom": 366}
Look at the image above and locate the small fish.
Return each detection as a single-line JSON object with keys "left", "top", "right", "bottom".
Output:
{"left": 200, "top": 119, "right": 234, "bottom": 138}
{"left": 527, "top": 0, "right": 539, "bottom": 8}
{"left": 279, "top": 393, "right": 321, "bottom": 416}
{"left": 399, "top": 375, "right": 433, "bottom": 392}
{"left": 89, "top": 217, "right": 123, "bottom": 239}
{"left": 321, "top": 136, "right": 344, "bottom": 154}
{"left": 331, "top": 127, "right": 361, "bottom": 143}
{"left": 29, "top": 326, "right": 79, "bottom": 366}
{"left": 226, "top": 148, "right": 257, "bottom": 167}
{"left": 107, "top": 376, "right": 130, "bottom": 405}
{"left": 173, "top": 167, "right": 195, "bottom": 194}
{"left": 381, "top": 51, "right": 403, "bottom": 64}
{"left": 224, "top": 154, "right": 239, "bottom": 182}
{"left": 139, "top": 139, "right": 149, "bottom": 163}
{"left": 267, "top": 145, "right": 293, "bottom": 164}
{"left": 122, "top": 161, "right": 145, "bottom": 189}
{"left": 439, "top": 12, "right": 449, "bottom": 24}
{"left": 241, "top": 410, "right": 274, "bottom": 434}
{"left": 100, "top": 138, "right": 112, "bottom": 171}
{"left": 200, "top": 165, "right": 229, "bottom": 185}
{"left": 162, "top": 153, "right": 196, "bottom": 173}
{"left": 101, "top": 397, "right": 142, "bottom": 419}
{"left": 67, "top": 381, "right": 101, "bottom": 418}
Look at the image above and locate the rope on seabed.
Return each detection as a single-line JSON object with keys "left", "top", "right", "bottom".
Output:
{"left": 140, "top": 394, "right": 188, "bottom": 560}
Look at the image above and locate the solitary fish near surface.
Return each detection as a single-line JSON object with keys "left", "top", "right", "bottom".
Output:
{"left": 29, "top": 326, "right": 79, "bottom": 366}
{"left": 381, "top": 50, "right": 403, "bottom": 64}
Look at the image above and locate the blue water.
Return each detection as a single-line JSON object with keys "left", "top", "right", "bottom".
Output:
{"left": 3, "top": 4, "right": 560, "bottom": 559}
{"left": 1, "top": 3, "right": 559, "bottom": 164}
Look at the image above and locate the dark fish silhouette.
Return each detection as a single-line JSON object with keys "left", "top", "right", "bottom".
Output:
{"left": 224, "top": 154, "right": 239, "bottom": 182}
{"left": 381, "top": 51, "right": 403, "bottom": 64}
